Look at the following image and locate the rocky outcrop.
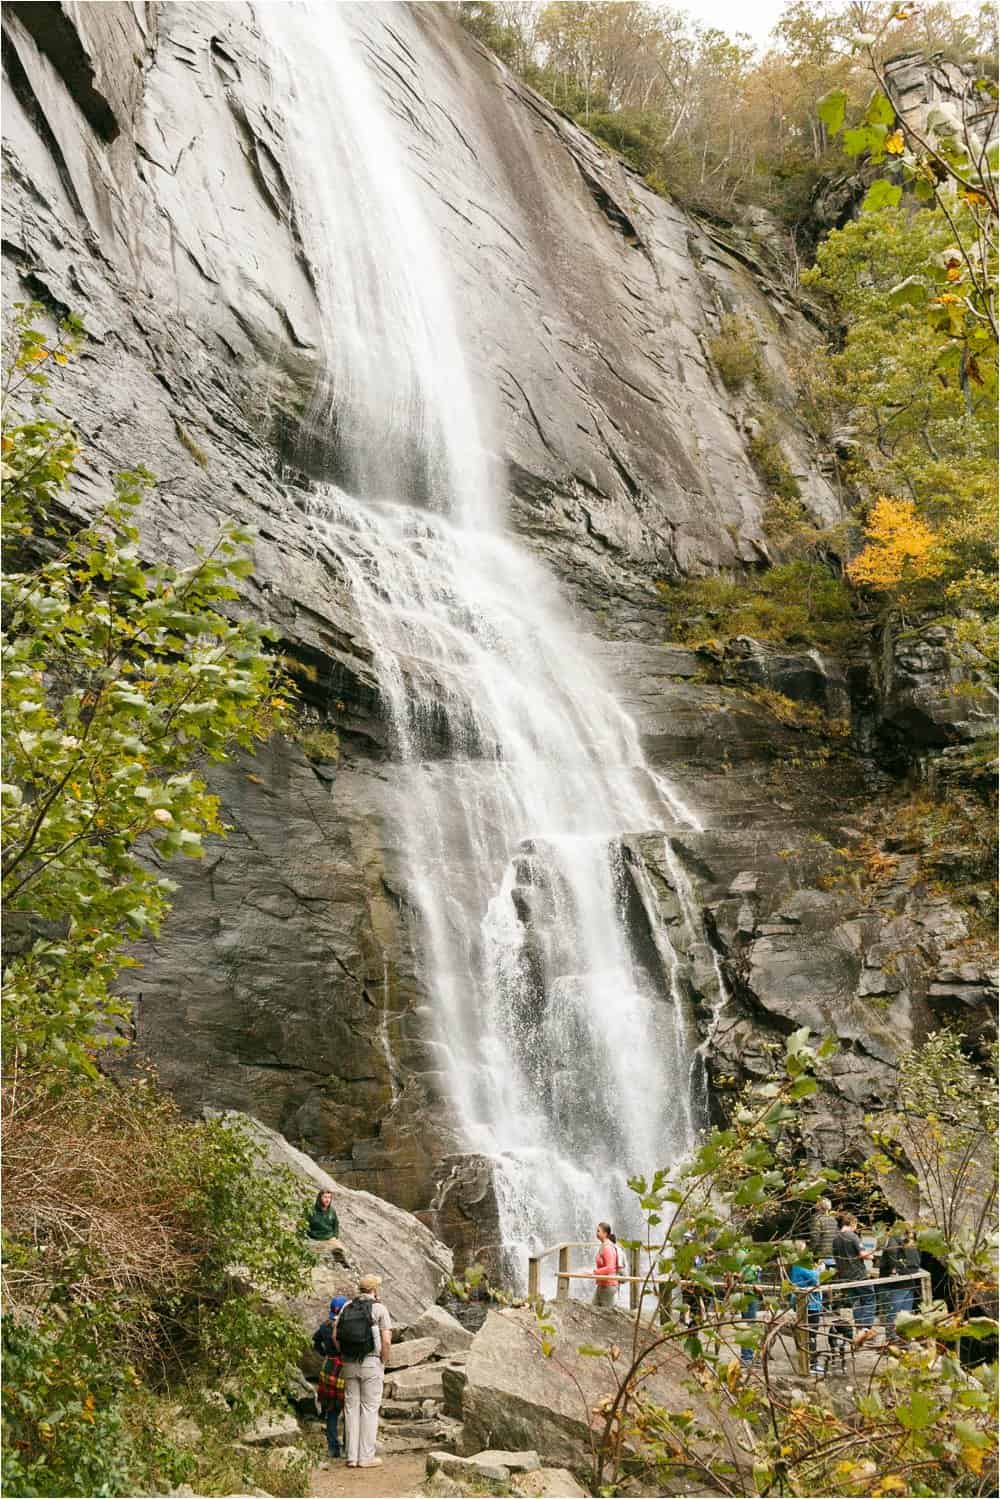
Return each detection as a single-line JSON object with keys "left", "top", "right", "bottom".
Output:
{"left": 428, "top": 1153, "right": 507, "bottom": 1280}
{"left": 878, "top": 623, "right": 996, "bottom": 759}
{"left": 1, "top": 1, "right": 848, "bottom": 1238}
{"left": 219, "top": 1111, "right": 452, "bottom": 1328}
{"left": 454, "top": 1302, "right": 736, "bottom": 1486}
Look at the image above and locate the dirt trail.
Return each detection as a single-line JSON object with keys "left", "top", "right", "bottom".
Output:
{"left": 308, "top": 1451, "right": 427, "bottom": 1498}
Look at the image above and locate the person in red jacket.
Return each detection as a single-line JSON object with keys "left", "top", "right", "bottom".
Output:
{"left": 592, "top": 1221, "right": 620, "bottom": 1308}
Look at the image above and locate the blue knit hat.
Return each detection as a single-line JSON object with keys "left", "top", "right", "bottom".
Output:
{"left": 330, "top": 1295, "right": 348, "bottom": 1316}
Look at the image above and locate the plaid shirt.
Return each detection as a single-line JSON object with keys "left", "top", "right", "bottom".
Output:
{"left": 316, "top": 1354, "right": 345, "bottom": 1411}
{"left": 313, "top": 1317, "right": 346, "bottom": 1411}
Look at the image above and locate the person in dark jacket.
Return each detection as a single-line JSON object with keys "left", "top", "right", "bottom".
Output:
{"left": 832, "top": 1213, "right": 875, "bottom": 1330}
{"left": 879, "top": 1226, "right": 921, "bottom": 1339}
{"left": 810, "top": 1199, "right": 838, "bottom": 1263}
{"left": 313, "top": 1295, "right": 348, "bottom": 1458}
{"left": 307, "top": 1188, "right": 340, "bottom": 1241}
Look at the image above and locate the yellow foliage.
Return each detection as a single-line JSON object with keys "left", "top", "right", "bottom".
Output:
{"left": 885, "top": 129, "right": 905, "bottom": 154}
{"left": 847, "top": 496, "right": 946, "bottom": 593}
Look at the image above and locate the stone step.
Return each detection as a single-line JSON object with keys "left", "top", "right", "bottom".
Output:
{"left": 386, "top": 1335, "right": 440, "bottom": 1369}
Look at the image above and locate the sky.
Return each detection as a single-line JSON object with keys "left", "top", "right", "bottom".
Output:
{"left": 656, "top": 0, "right": 789, "bottom": 47}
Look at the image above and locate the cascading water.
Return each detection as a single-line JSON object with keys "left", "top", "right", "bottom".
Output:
{"left": 263, "top": 1, "right": 706, "bottom": 1281}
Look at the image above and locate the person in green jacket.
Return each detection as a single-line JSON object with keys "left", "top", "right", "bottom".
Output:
{"left": 307, "top": 1188, "right": 340, "bottom": 1240}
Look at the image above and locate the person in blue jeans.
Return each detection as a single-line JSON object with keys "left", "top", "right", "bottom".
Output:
{"left": 789, "top": 1250, "right": 824, "bottom": 1375}
{"left": 312, "top": 1295, "right": 348, "bottom": 1459}
{"left": 738, "top": 1260, "right": 761, "bottom": 1368}
{"left": 879, "top": 1227, "right": 921, "bottom": 1340}
{"left": 833, "top": 1213, "right": 875, "bottom": 1332}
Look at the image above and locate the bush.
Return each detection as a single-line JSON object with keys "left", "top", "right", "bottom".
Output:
{"left": 708, "top": 313, "right": 767, "bottom": 393}
{"left": 1, "top": 1074, "right": 313, "bottom": 1495}
{"left": 296, "top": 724, "right": 341, "bottom": 762}
{"left": 2, "top": 1313, "right": 139, "bottom": 1499}
{"left": 747, "top": 416, "right": 801, "bottom": 500}
{"left": 659, "top": 559, "right": 859, "bottom": 653}
{"left": 537, "top": 1030, "right": 999, "bottom": 1499}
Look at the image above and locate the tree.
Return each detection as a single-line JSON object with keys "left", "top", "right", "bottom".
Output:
{"left": 867, "top": 1032, "right": 999, "bottom": 1308}
{"left": 846, "top": 495, "right": 946, "bottom": 594}
{"left": 801, "top": 205, "right": 997, "bottom": 641}
{"left": 1, "top": 305, "right": 289, "bottom": 1077}
{"left": 818, "top": 4, "right": 998, "bottom": 343}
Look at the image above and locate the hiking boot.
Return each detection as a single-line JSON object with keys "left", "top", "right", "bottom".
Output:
{"left": 360, "top": 1458, "right": 384, "bottom": 1468}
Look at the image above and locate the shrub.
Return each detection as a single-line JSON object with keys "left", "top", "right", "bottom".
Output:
{"left": 658, "top": 559, "right": 859, "bottom": 653}
{"left": 2, "top": 1075, "right": 313, "bottom": 1495}
{"left": 296, "top": 724, "right": 341, "bottom": 762}
{"left": 747, "top": 416, "right": 801, "bottom": 500}
{"left": 708, "top": 313, "right": 766, "bottom": 393}
{"left": 535, "top": 1030, "right": 999, "bottom": 1499}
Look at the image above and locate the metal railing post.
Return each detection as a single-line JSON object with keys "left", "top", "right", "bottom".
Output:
{"left": 629, "top": 1247, "right": 641, "bottom": 1312}
{"left": 557, "top": 1245, "right": 570, "bottom": 1301}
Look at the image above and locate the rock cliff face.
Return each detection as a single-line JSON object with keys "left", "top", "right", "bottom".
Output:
{"left": 3, "top": 4, "right": 993, "bottom": 1257}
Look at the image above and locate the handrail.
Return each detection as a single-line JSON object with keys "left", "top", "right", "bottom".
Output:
{"left": 527, "top": 1240, "right": 934, "bottom": 1357}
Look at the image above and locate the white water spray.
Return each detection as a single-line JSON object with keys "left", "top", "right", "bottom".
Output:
{"left": 263, "top": 2, "right": 705, "bottom": 1276}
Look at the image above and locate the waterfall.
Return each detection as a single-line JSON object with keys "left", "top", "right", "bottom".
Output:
{"left": 263, "top": 2, "right": 704, "bottom": 1276}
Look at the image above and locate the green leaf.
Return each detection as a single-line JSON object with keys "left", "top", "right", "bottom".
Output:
{"left": 960, "top": 1318, "right": 999, "bottom": 1341}
{"left": 864, "top": 90, "right": 895, "bottom": 127}
{"left": 789, "top": 1075, "right": 818, "bottom": 1099}
{"left": 862, "top": 180, "right": 903, "bottom": 213}
{"left": 887, "top": 275, "right": 928, "bottom": 308}
{"left": 817, "top": 88, "right": 848, "bottom": 134}
{"left": 896, "top": 1391, "right": 938, "bottom": 1431}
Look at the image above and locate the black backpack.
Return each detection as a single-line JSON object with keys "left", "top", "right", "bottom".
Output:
{"left": 337, "top": 1298, "right": 376, "bottom": 1360}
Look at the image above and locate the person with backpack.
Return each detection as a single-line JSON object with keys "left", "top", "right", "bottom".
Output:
{"left": 312, "top": 1295, "right": 348, "bottom": 1460}
{"left": 592, "top": 1222, "right": 621, "bottom": 1308}
{"left": 809, "top": 1198, "right": 838, "bottom": 1264}
{"left": 334, "top": 1273, "right": 392, "bottom": 1468}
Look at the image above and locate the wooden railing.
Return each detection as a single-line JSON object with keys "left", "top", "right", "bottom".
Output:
{"left": 527, "top": 1240, "right": 660, "bottom": 1311}
{"left": 527, "top": 1242, "right": 934, "bottom": 1376}
{"left": 786, "top": 1270, "right": 933, "bottom": 1376}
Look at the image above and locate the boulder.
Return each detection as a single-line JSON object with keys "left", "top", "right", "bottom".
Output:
{"left": 471, "top": 1450, "right": 542, "bottom": 1472}
{"left": 386, "top": 1363, "right": 447, "bottom": 1401}
{"left": 427, "top": 1451, "right": 511, "bottom": 1493}
{"left": 459, "top": 1302, "right": 737, "bottom": 1471}
{"left": 212, "top": 1113, "right": 452, "bottom": 1330}
{"left": 513, "top": 1472, "right": 588, "bottom": 1498}
{"left": 238, "top": 1412, "right": 301, "bottom": 1447}
{"left": 398, "top": 1302, "right": 474, "bottom": 1354}
{"left": 285, "top": 1362, "right": 318, "bottom": 1416}
{"left": 430, "top": 1152, "right": 507, "bottom": 1280}
{"left": 386, "top": 1335, "right": 440, "bottom": 1369}
{"left": 441, "top": 1361, "right": 468, "bottom": 1420}
{"left": 265, "top": 1446, "right": 304, "bottom": 1471}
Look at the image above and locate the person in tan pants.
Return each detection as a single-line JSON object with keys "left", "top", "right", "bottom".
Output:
{"left": 335, "top": 1273, "right": 392, "bottom": 1468}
